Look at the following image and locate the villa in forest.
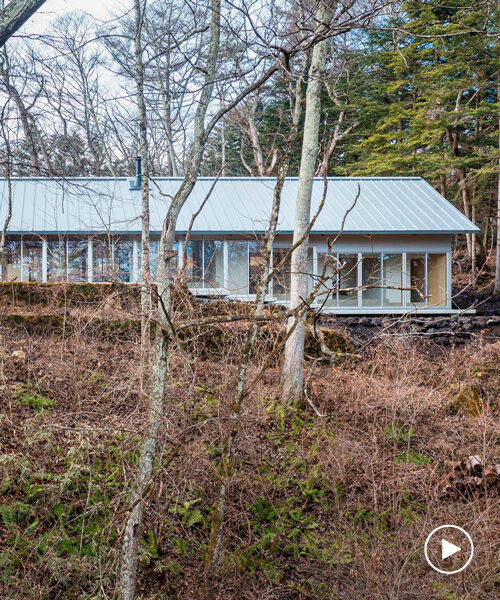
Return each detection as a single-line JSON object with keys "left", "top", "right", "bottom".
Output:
{"left": 0, "top": 174, "right": 478, "bottom": 314}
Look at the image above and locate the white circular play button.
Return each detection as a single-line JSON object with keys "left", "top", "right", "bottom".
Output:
{"left": 424, "top": 525, "right": 474, "bottom": 574}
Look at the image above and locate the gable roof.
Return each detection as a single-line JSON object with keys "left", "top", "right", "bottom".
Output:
{"left": 0, "top": 176, "right": 478, "bottom": 235}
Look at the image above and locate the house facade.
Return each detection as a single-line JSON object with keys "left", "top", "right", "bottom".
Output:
{"left": 0, "top": 176, "right": 478, "bottom": 314}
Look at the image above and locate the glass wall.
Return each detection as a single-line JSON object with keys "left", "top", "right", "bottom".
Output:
{"left": 338, "top": 254, "right": 358, "bottom": 306}
{"left": 383, "top": 253, "right": 403, "bottom": 307}
{"left": 3, "top": 240, "right": 21, "bottom": 281}
{"left": 406, "top": 254, "right": 426, "bottom": 306}
{"left": 22, "top": 240, "right": 43, "bottom": 282}
{"left": 203, "top": 240, "right": 224, "bottom": 288}
{"left": 362, "top": 254, "right": 382, "bottom": 307}
{"left": 47, "top": 240, "right": 66, "bottom": 282}
{"left": 184, "top": 240, "right": 223, "bottom": 289}
{"left": 272, "top": 248, "right": 291, "bottom": 301}
{"left": 116, "top": 240, "right": 132, "bottom": 282}
{"left": 0, "top": 236, "right": 450, "bottom": 311}
{"left": 427, "top": 254, "right": 446, "bottom": 307}
{"left": 93, "top": 239, "right": 113, "bottom": 282}
{"left": 317, "top": 253, "right": 338, "bottom": 307}
{"left": 67, "top": 240, "right": 88, "bottom": 282}
{"left": 228, "top": 241, "right": 249, "bottom": 294}
{"left": 185, "top": 240, "right": 203, "bottom": 288}
{"left": 249, "top": 241, "right": 265, "bottom": 294}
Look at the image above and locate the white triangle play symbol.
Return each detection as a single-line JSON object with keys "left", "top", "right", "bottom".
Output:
{"left": 442, "top": 539, "right": 461, "bottom": 560}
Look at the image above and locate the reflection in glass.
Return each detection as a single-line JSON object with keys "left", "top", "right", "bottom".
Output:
{"left": 47, "top": 240, "right": 66, "bottom": 282}
{"left": 93, "top": 239, "right": 113, "bottom": 282}
{"left": 362, "top": 254, "right": 382, "bottom": 306}
{"left": 204, "top": 240, "right": 224, "bottom": 288}
{"left": 185, "top": 240, "right": 203, "bottom": 288}
{"left": 406, "top": 254, "right": 425, "bottom": 305}
{"left": 272, "top": 248, "right": 291, "bottom": 301}
{"left": 228, "top": 241, "right": 248, "bottom": 294}
{"left": 116, "top": 240, "right": 132, "bottom": 282}
{"left": 338, "top": 254, "right": 358, "bottom": 306}
{"left": 249, "top": 241, "right": 264, "bottom": 294}
{"left": 317, "top": 253, "right": 338, "bottom": 307}
{"left": 67, "top": 240, "right": 87, "bottom": 282}
{"left": 3, "top": 240, "right": 21, "bottom": 281}
{"left": 382, "top": 253, "right": 402, "bottom": 307}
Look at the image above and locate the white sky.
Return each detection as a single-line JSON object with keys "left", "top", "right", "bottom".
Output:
{"left": 19, "top": 0, "right": 127, "bottom": 34}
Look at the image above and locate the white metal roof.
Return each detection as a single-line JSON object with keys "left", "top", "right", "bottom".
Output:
{"left": 0, "top": 176, "right": 478, "bottom": 235}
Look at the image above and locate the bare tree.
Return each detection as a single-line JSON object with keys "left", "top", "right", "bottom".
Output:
{"left": 495, "top": 81, "right": 500, "bottom": 295}
{"left": 202, "top": 55, "right": 307, "bottom": 599}
{"left": 134, "top": 0, "right": 151, "bottom": 340}
{"left": 280, "top": 1, "right": 334, "bottom": 404}
{"left": 0, "top": 0, "right": 45, "bottom": 47}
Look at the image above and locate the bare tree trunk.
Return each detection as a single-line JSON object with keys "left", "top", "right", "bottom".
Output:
{"left": 0, "top": 111, "right": 12, "bottom": 279}
{"left": 1, "top": 48, "right": 40, "bottom": 170}
{"left": 495, "top": 83, "right": 500, "bottom": 295}
{"left": 118, "top": 3, "right": 221, "bottom": 598}
{"left": 458, "top": 168, "right": 472, "bottom": 261}
{"left": 0, "top": 0, "right": 46, "bottom": 47}
{"left": 280, "top": 2, "right": 333, "bottom": 405}
{"left": 203, "top": 76, "right": 305, "bottom": 597}
{"left": 134, "top": 0, "right": 150, "bottom": 341}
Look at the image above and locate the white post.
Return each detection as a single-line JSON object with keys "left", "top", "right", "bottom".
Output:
{"left": 42, "top": 237, "right": 47, "bottom": 283}
{"left": 402, "top": 252, "right": 407, "bottom": 309}
{"left": 312, "top": 245, "right": 317, "bottom": 307}
{"left": 20, "top": 237, "right": 24, "bottom": 282}
{"left": 357, "top": 252, "right": 363, "bottom": 307}
{"left": 424, "top": 253, "right": 428, "bottom": 306}
{"left": 223, "top": 239, "right": 228, "bottom": 292}
{"left": 88, "top": 238, "right": 93, "bottom": 282}
{"left": 446, "top": 251, "right": 452, "bottom": 309}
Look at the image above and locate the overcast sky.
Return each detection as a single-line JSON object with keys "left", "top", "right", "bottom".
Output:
{"left": 19, "top": 0, "right": 128, "bottom": 34}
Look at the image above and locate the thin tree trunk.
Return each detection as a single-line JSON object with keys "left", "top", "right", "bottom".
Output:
{"left": 495, "top": 82, "right": 500, "bottom": 295}
{"left": 134, "top": 0, "right": 150, "bottom": 342}
{"left": 280, "top": 2, "right": 333, "bottom": 405}
{"left": 0, "top": 115, "right": 12, "bottom": 279}
{"left": 118, "top": 3, "right": 221, "bottom": 598}
{"left": 471, "top": 203, "right": 476, "bottom": 286}
{"left": 458, "top": 168, "right": 472, "bottom": 261}
{"left": 202, "top": 75, "right": 305, "bottom": 597}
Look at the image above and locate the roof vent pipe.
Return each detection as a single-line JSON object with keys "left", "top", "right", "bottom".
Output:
{"left": 128, "top": 156, "right": 142, "bottom": 190}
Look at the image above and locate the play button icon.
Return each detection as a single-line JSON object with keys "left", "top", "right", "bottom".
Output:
{"left": 442, "top": 539, "right": 461, "bottom": 560}
{"left": 424, "top": 525, "right": 474, "bottom": 574}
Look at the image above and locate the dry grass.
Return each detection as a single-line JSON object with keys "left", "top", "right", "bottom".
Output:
{"left": 0, "top": 318, "right": 499, "bottom": 599}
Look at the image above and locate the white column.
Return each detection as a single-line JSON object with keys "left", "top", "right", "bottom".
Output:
{"left": 424, "top": 253, "right": 428, "bottom": 306}
{"left": 42, "top": 237, "right": 47, "bottom": 283}
{"left": 446, "top": 251, "right": 452, "bottom": 309}
{"left": 223, "top": 239, "right": 228, "bottom": 291}
{"left": 357, "top": 252, "right": 363, "bottom": 308}
{"left": 402, "top": 252, "right": 407, "bottom": 309}
{"left": 312, "top": 245, "right": 318, "bottom": 306}
{"left": 87, "top": 238, "right": 93, "bottom": 282}
{"left": 20, "top": 237, "right": 24, "bottom": 282}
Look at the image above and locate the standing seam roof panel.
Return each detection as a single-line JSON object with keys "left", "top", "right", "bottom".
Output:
{"left": 0, "top": 176, "right": 479, "bottom": 234}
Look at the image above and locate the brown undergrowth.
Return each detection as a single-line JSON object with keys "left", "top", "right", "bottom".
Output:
{"left": 0, "top": 314, "right": 499, "bottom": 599}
